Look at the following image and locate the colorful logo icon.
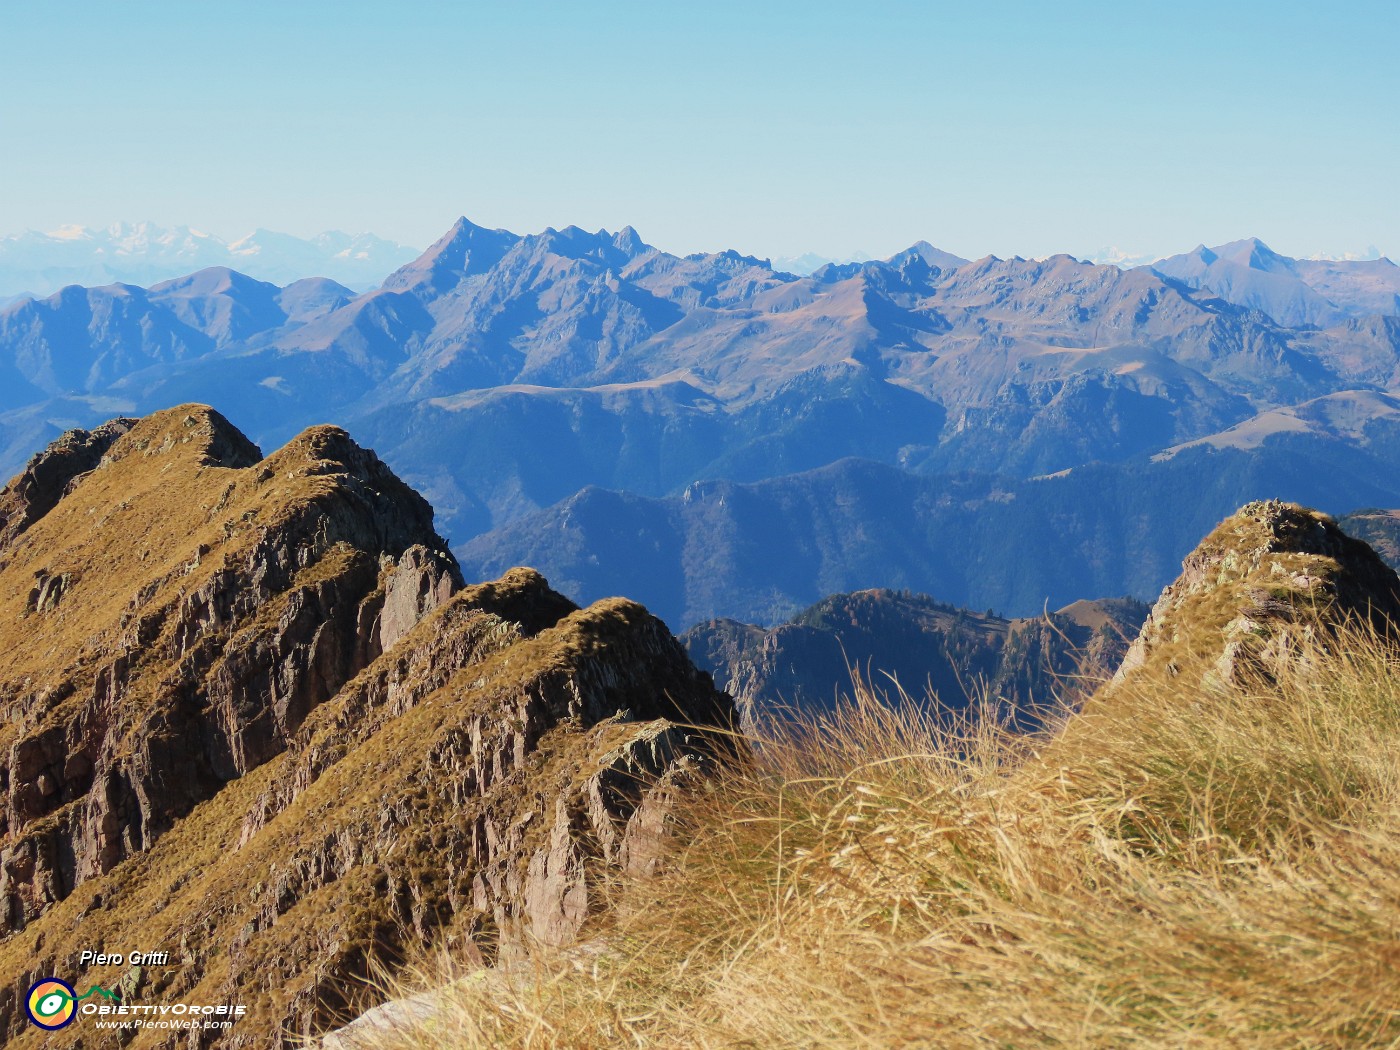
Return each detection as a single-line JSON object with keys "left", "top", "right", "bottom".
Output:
{"left": 26, "top": 978, "right": 78, "bottom": 1030}
{"left": 24, "top": 978, "right": 120, "bottom": 1030}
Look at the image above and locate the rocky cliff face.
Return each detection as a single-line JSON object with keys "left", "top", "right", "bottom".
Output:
{"left": 0, "top": 408, "right": 733, "bottom": 1049}
{"left": 1114, "top": 499, "right": 1400, "bottom": 690}
{"left": 0, "top": 406, "right": 458, "bottom": 935}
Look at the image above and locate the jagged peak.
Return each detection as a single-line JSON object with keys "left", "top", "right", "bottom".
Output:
{"left": 682, "top": 247, "right": 772, "bottom": 270}
{"left": 380, "top": 216, "right": 520, "bottom": 295}
{"left": 612, "top": 224, "right": 650, "bottom": 256}
{"left": 522, "top": 223, "right": 656, "bottom": 267}
{"left": 534, "top": 223, "right": 609, "bottom": 255}
{"left": 886, "top": 241, "right": 969, "bottom": 271}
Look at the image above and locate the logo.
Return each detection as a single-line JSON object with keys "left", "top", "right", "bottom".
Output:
{"left": 25, "top": 978, "right": 119, "bottom": 1030}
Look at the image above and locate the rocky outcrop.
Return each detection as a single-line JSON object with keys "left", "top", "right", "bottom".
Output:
{"left": 0, "top": 407, "right": 462, "bottom": 933}
{"left": 1115, "top": 499, "right": 1400, "bottom": 690}
{"left": 0, "top": 408, "right": 734, "bottom": 1049}
{"left": 379, "top": 543, "right": 460, "bottom": 650}
{"left": 0, "top": 417, "right": 140, "bottom": 553}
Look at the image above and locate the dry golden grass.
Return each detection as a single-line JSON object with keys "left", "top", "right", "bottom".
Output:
{"left": 361, "top": 624, "right": 1400, "bottom": 1049}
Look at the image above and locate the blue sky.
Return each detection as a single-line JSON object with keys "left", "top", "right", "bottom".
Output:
{"left": 1, "top": 1, "right": 1396, "bottom": 262}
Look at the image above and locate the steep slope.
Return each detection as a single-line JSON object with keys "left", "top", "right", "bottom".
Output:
{"left": 682, "top": 589, "right": 1147, "bottom": 731}
{"left": 0, "top": 410, "right": 733, "bottom": 1048}
{"left": 0, "top": 405, "right": 460, "bottom": 931}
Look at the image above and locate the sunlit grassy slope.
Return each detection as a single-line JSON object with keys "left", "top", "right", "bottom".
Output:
{"left": 357, "top": 621, "right": 1400, "bottom": 1049}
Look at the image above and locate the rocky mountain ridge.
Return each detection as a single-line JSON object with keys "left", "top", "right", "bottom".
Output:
{"left": 0, "top": 407, "right": 466, "bottom": 929}
{"left": 682, "top": 589, "right": 1149, "bottom": 732}
{"left": 3, "top": 221, "right": 1400, "bottom": 628}
{"left": 0, "top": 407, "right": 733, "bottom": 1048}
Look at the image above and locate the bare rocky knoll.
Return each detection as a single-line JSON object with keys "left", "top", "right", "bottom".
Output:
{"left": 1111, "top": 499, "right": 1400, "bottom": 692}
{"left": 682, "top": 589, "right": 1148, "bottom": 732}
{"left": 0, "top": 406, "right": 732, "bottom": 1048}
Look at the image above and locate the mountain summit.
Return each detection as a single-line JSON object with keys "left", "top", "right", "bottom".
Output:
{"left": 380, "top": 217, "right": 519, "bottom": 296}
{"left": 1113, "top": 498, "right": 1400, "bottom": 690}
{"left": 0, "top": 408, "right": 733, "bottom": 1047}
{"left": 1153, "top": 237, "right": 1400, "bottom": 326}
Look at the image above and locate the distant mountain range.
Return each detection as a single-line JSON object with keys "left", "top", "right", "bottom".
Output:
{"left": 455, "top": 440, "right": 1400, "bottom": 627}
{"left": 1151, "top": 238, "right": 1400, "bottom": 327}
{"left": 1, "top": 220, "right": 1398, "bottom": 630}
{"left": 0, "top": 222, "right": 421, "bottom": 297}
{"left": 682, "top": 589, "right": 1149, "bottom": 732}
{"left": 769, "top": 250, "right": 875, "bottom": 275}
{"left": 1083, "top": 246, "right": 1162, "bottom": 269}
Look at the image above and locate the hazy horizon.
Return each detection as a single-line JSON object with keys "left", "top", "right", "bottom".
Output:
{"left": 0, "top": 218, "right": 1392, "bottom": 282}
{"left": 2, "top": 1, "right": 1396, "bottom": 265}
